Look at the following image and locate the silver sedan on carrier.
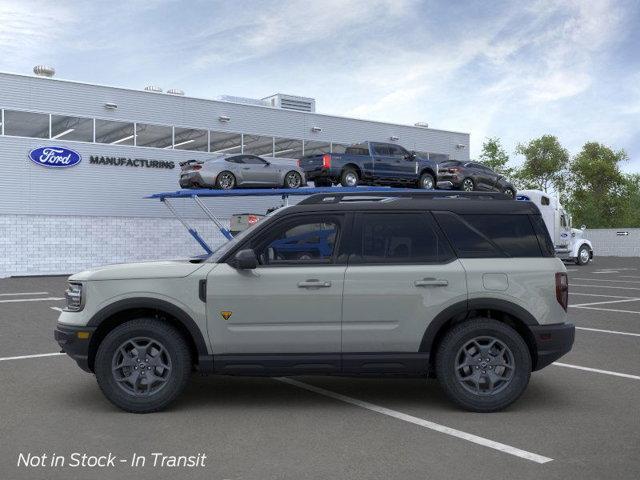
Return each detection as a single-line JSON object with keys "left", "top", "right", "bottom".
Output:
{"left": 179, "top": 154, "right": 307, "bottom": 189}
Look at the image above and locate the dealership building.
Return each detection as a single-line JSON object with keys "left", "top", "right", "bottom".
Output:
{"left": 0, "top": 68, "right": 470, "bottom": 276}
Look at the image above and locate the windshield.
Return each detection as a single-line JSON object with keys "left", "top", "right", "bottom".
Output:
{"left": 205, "top": 206, "right": 288, "bottom": 262}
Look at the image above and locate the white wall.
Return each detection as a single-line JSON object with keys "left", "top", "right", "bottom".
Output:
{"left": 583, "top": 228, "right": 640, "bottom": 257}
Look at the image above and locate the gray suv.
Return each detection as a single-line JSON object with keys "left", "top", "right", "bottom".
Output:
{"left": 55, "top": 191, "right": 574, "bottom": 413}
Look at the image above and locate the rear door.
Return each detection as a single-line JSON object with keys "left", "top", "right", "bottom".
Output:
{"left": 341, "top": 212, "right": 467, "bottom": 358}
{"left": 370, "top": 143, "right": 394, "bottom": 181}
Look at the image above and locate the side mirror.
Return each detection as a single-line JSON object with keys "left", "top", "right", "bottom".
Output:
{"left": 231, "top": 249, "right": 258, "bottom": 269}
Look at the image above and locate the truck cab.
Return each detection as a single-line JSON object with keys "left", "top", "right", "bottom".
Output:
{"left": 517, "top": 190, "right": 593, "bottom": 265}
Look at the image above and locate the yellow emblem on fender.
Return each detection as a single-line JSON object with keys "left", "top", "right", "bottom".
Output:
{"left": 220, "top": 311, "right": 233, "bottom": 320}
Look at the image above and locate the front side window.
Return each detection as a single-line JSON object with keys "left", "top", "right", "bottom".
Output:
{"left": 242, "top": 155, "right": 268, "bottom": 165}
{"left": 255, "top": 217, "right": 340, "bottom": 265}
{"left": 353, "top": 213, "right": 453, "bottom": 264}
{"left": 372, "top": 144, "right": 390, "bottom": 156}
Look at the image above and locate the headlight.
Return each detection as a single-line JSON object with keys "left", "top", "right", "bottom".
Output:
{"left": 64, "top": 283, "right": 84, "bottom": 312}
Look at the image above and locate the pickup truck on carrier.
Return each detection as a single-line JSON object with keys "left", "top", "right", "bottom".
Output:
{"left": 298, "top": 141, "right": 439, "bottom": 189}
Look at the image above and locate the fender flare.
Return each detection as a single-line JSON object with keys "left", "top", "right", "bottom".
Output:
{"left": 419, "top": 298, "right": 539, "bottom": 353}
{"left": 87, "top": 297, "right": 209, "bottom": 358}
{"left": 572, "top": 239, "right": 593, "bottom": 258}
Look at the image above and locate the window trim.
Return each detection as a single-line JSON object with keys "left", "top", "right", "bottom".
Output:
{"left": 348, "top": 211, "right": 457, "bottom": 266}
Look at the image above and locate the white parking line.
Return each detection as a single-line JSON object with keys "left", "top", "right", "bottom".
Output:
{"left": 570, "top": 306, "right": 640, "bottom": 315}
{"left": 576, "top": 326, "right": 640, "bottom": 337}
{"left": 570, "top": 298, "right": 640, "bottom": 307}
{"left": 0, "top": 297, "right": 64, "bottom": 304}
{"left": 570, "top": 292, "right": 638, "bottom": 299}
{"left": 0, "top": 291, "right": 49, "bottom": 297}
{"left": 572, "top": 278, "right": 640, "bottom": 285}
{"left": 276, "top": 377, "right": 553, "bottom": 464}
{"left": 553, "top": 363, "right": 640, "bottom": 381}
{"left": 0, "top": 352, "right": 64, "bottom": 362}
{"left": 570, "top": 284, "right": 640, "bottom": 291}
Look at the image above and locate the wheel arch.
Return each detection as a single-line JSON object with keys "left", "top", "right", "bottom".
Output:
{"left": 342, "top": 163, "right": 362, "bottom": 178}
{"left": 419, "top": 167, "right": 436, "bottom": 178}
{"left": 86, "top": 298, "right": 211, "bottom": 373}
{"left": 421, "top": 299, "right": 539, "bottom": 372}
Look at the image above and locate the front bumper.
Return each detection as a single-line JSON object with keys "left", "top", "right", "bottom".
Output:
{"left": 54, "top": 323, "right": 97, "bottom": 373}
{"left": 530, "top": 322, "right": 575, "bottom": 371}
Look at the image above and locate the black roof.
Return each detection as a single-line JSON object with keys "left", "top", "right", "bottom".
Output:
{"left": 281, "top": 192, "right": 539, "bottom": 216}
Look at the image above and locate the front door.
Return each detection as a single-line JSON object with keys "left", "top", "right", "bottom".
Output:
{"left": 206, "top": 214, "right": 347, "bottom": 356}
{"left": 341, "top": 212, "right": 467, "bottom": 358}
{"left": 240, "top": 155, "right": 279, "bottom": 185}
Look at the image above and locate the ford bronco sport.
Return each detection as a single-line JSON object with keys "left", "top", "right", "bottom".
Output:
{"left": 54, "top": 191, "right": 574, "bottom": 413}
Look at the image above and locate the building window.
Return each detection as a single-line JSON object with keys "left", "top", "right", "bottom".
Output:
{"left": 3, "top": 110, "right": 49, "bottom": 139}
{"left": 303, "top": 140, "right": 331, "bottom": 156}
{"left": 331, "top": 143, "right": 349, "bottom": 154}
{"left": 95, "top": 119, "right": 135, "bottom": 145}
{"left": 135, "top": 123, "right": 173, "bottom": 148}
{"left": 273, "top": 137, "right": 303, "bottom": 158}
{"left": 50, "top": 115, "right": 94, "bottom": 142}
{"left": 173, "top": 127, "right": 208, "bottom": 151}
{"left": 243, "top": 134, "right": 274, "bottom": 156}
{"left": 210, "top": 131, "right": 242, "bottom": 154}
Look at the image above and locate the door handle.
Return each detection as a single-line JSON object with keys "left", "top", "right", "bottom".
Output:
{"left": 298, "top": 280, "right": 332, "bottom": 288}
{"left": 414, "top": 278, "right": 448, "bottom": 287}
{"left": 242, "top": 167, "right": 251, "bottom": 170}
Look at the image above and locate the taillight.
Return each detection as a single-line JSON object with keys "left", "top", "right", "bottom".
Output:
{"left": 297, "top": 159, "right": 301, "bottom": 167}
{"left": 450, "top": 167, "right": 459, "bottom": 173}
{"left": 555, "top": 272, "right": 569, "bottom": 311}
{"left": 192, "top": 164, "right": 202, "bottom": 170}
{"left": 322, "top": 154, "right": 331, "bottom": 169}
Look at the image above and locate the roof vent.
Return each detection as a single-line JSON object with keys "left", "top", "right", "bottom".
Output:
{"left": 167, "top": 88, "right": 185, "bottom": 96}
{"left": 33, "top": 65, "right": 55, "bottom": 78}
{"left": 414, "top": 122, "right": 429, "bottom": 128}
{"left": 144, "top": 85, "right": 163, "bottom": 93}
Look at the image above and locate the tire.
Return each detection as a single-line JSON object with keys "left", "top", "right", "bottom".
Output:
{"left": 461, "top": 177, "right": 475, "bottom": 192}
{"left": 502, "top": 187, "right": 515, "bottom": 198}
{"left": 94, "top": 318, "right": 192, "bottom": 413}
{"left": 435, "top": 318, "right": 531, "bottom": 412}
{"left": 576, "top": 245, "right": 591, "bottom": 265}
{"left": 418, "top": 172, "right": 435, "bottom": 190}
{"left": 340, "top": 168, "right": 359, "bottom": 187}
{"left": 284, "top": 171, "right": 303, "bottom": 189}
{"left": 215, "top": 171, "right": 236, "bottom": 190}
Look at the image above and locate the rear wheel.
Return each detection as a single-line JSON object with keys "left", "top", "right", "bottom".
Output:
{"left": 461, "top": 178, "right": 475, "bottom": 192}
{"left": 435, "top": 319, "right": 531, "bottom": 412}
{"left": 502, "top": 187, "right": 515, "bottom": 198}
{"left": 215, "top": 171, "right": 236, "bottom": 190}
{"left": 340, "top": 168, "right": 359, "bottom": 187}
{"left": 576, "top": 245, "right": 591, "bottom": 265}
{"left": 284, "top": 171, "right": 303, "bottom": 189}
{"left": 418, "top": 172, "right": 435, "bottom": 190}
{"left": 95, "top": 319, "right": 192, "bottom": 413}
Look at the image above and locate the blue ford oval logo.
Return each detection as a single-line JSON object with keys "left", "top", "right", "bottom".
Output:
{"left": 28, "top": 146, "right": 82, "bottom": 168}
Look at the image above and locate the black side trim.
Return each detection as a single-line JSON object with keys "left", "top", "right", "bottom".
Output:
{"left": 530, "top": 322, "right": 575, "bottom": 370}
{"left": 54, "top": 324, "right": 97, "bottom": 373}
{"left": 467, "top": 298, "right": 539, "bottom": 325}
{"left": 212, "top": 352, "right": 430, "bottom": 377}
{"left": 87, "top": 298, "right": 209, "bottom": 358}
{"left": 198, "top": 280, "right": 207, "bottom": 303}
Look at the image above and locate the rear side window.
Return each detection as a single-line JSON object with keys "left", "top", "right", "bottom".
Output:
{"left": 433, "top": 212, "right": 502, "bottom": 258}
{"left": 461, "top": 215, "right": 542, "bottom": 257}
{"left": 352, "top": 213, "right": 454, "bottom": 264}
{"left": 530, "top": 214, "right": 555, "bottom": 257}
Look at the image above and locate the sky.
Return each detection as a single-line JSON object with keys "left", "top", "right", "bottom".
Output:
{"left": 1, "top": 0, "right": 639, "bottom": 171}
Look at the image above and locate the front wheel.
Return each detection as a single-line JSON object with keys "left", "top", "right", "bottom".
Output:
{"left": 418, "top": 172, "right": 435, "bottom": 190}
{"left": 576, "top": 245, "right": 591, "bottom": 265}
{"left": 435, "top": 319, "right": 531, "bottom": 412}
{"left": 95, "top": 319, "right": 192, "bottom": 413}
{"left": 284, "top": 171, "right": 303, "bottom": 189}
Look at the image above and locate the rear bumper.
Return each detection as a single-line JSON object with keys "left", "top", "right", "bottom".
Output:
{"left": 54, "top": 323, "right": 96, "bottom": 373}
{"left": 530, "top": 322, "right": 575, "bottom": 371}
{"left": 304, "top": 167, "right": 335, "bottom": 181}
{"left": 179, "top": 172, "right": 209, "bottom": 188}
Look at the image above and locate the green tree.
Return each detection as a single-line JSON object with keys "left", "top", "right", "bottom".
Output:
{"left": 567, "top": 142, "right": 628, "bottom": 228}
{"left": 515, "top": 135, "right": 569, "bottom": 193}
{"left": 479, "top": 137, "right": 514, "bottom": 176}
{"left": 619, "top": 174, "right": 640, "bottom": 227}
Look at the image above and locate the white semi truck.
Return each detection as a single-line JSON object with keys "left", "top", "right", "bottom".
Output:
{"left": 517, "top": 190, "right": 593, "bottom": 265}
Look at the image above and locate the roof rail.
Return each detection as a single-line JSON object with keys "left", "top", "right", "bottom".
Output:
{"left": 297, "top": 190, "right": 510, "bottom": 205}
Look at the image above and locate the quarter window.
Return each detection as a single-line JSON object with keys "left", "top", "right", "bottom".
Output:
{"left": 353, "top": 213, "right": 453, "bottom": 264}
{"left": 461, "top": 215, "right": 542, "bottom": 257}
{"left": 433, "top": 212, "right": 502, "bottom": 258}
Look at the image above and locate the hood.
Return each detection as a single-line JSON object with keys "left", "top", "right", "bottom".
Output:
{"left": 571, "top": 228, "right": 585, "bottom": 239}
{"left": 69, "top": 260, "right": 206, "bottom": 281}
